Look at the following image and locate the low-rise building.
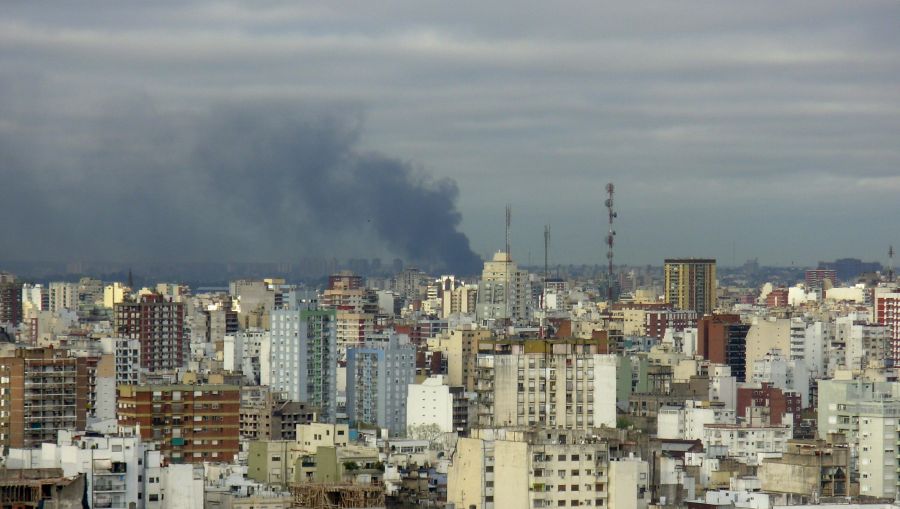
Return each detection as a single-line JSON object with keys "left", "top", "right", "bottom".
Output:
{"left": 701, "top": 423, "right": 791, "bottom": 466}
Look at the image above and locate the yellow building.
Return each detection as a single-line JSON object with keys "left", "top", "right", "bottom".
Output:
{"left": 664, "top": 259, "right": 717, "bottom": 316}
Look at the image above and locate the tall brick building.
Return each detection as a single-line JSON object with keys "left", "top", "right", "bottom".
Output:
{"left": 697, "top": 314, "right": 749, "bottom": 382}
{"left": 0, "top": 272, "right": 23, "bottom": 326}
{"left": 114, "top": 294, "right": 186, "bottom": 371}
{"left": 0, "top": 348, "right": 90, "bottom": 448}
{"left": 117, "top": 383, "right": 240, "bottom": 464}
{"left": 874, "top": 288, "right": 900, "bottom": 362}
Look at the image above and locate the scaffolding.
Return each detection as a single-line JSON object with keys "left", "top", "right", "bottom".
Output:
{"left": 289, "top": 483, "right": 385, "bottom": 509}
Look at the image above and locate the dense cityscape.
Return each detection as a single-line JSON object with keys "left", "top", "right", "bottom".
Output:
{"left": 1, "top": 249, "right": 899, "bottom": 509}
{"left": 3, "top": 2, "right": 900, "bottom": 509}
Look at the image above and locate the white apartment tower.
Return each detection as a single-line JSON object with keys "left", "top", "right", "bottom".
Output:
{"left": 269, "top": 302, "right": 337, "bottom": 421}
{"left": 476, "top": 251, "right": 532, "bottom": 325}
{"left": 476, "top": 352, "right": 617, "bottom": 429}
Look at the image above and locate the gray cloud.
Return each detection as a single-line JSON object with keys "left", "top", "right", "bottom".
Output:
{"left": 1, "top": 1, "right": 899, "bottom": 266}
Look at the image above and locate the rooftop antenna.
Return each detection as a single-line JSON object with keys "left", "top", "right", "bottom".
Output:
{"left": 505, "top": 205, "right": 511, "bottom": 259}
{"left": 505, "top": 205, "right": 511, "bottom": 327}
{"left": 544, "top": 225, "right": 550, "bottom": 285}
{"left": 541, "top": 225, "right": 550, "bottom": 338}
{"left": 890, "top": 245, "right": 895, "bottom": 283}
{"left": 605, "top": 183, "right": 617, "bottom": 303}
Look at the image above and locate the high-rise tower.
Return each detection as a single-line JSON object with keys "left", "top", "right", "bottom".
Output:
{"left": 664, "top": 258, "right": 717, "bottom": 317}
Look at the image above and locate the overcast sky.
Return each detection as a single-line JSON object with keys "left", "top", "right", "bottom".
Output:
{"left": 2, "top": 1, "right": 899, "bottom": 268}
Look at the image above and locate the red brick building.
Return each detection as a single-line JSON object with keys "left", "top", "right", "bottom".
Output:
{"left": 646, "top": 309, "right": 698, "bottom": 339}
{"left": 765, "top": 288, "right": 789, "bottom": 308}
{"left": 114, "top": 294, "right": 186, "bottom": 371}
{"left": 736, "top": 383, "right": 801, "bottom": 428}
{"left": 697, "top": 314, "right": 749, "bottom": 382}
{"left": 874, "top": 289, "right": 900, "bottom": 362}
{"left": 117, "top": 384, "right": 240, "bottom": 464}
{"left": 0, "top": 348, "right": 90, "bottom": 448}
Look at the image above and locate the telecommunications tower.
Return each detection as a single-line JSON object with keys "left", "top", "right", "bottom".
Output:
{"left": 605, "top": 183, "right": 617, "bottom": 302}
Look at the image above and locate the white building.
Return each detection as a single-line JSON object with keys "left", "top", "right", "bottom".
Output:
{"left": 101, "top": 336, "right": 141, "bottom": 385}
{"left": 751, "top": 349, "right": 810, "bottom": 408}
{"left": 702, "top": 424, "right": 791, "bottom": 466}
{"left": 476, "top": 352, "right": 617, "bottom": 429}
{"left": 790, "top": 317, "right": 827, "bottom": 378}
{"left": 708, "top": 364, "right": 737, "bottom": 410}
{"left": 48, "top": 281, "right": 78, "bottom": 313}
{"left": 223, "top": 328, "right": 269, "bottom": 384}
{"left": 6, "top": 430, "right": 144, "bottom": 509}
{"left": 144, "top": 450, "right": 205, "bottom": 509}
{"left": 835, "top": 315, "right": 890, "bottom": 370}
{"left": 476, "top": 251, "right": 532, "bottom": 325}
{"left": 269, "top": 302, "right": 337, "bottom": 421}
{"left": 818, "top": 378, "right": 900, "bottom": 498}
{"left": 406, "top": 375, "right": 454, "bottom": 432}
{"left": 449, "top": 428, "right": 612, "bottom": 509}
{"left": 658, "top": 401, "right": 736, "bottom": 441}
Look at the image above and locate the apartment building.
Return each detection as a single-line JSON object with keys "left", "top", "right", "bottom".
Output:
{"left": 269, "top": 303, "right": 337, "bottom": 421}
{"left": 835, "top": 315, "right": 891, "bottom": 370}
{"left": 0, "top": 347, "right": 90, "bottom": 448}
{"left": 0, "top": 272, "right": 22, "bottom": 325}
{"left": 320, "top": 272, "right": 378, "bottom": 355}
{"left": 818, "top": 378, "right": 900, "bottom": 498}
{"left": 116, "top": 383, "right": 240, "bottom": 464}
{"left": 664, "top": 259, "right": 717, "bottom": 317}
{"left": 239, "top": 386, "right": 317, "bottom": 441}
{"left": 449, "top": 427, "right": 613, "bottom": 509}
{"left": 476, "top": 251, "right": 532, "bottom": 325}
{"left": 346, "top": 332, "right": 416, "bottom": 436}
{"left": 701, "top": 423, "right": 792, "bottom": 466}
{"left": 114, "top": 294, "right": 187, "bottom": 372}
{"left": 476, "top": 350, "right": 617, "bottom": 430}
{"left": 874, "top": 287, "right": 900, "bottom": 362}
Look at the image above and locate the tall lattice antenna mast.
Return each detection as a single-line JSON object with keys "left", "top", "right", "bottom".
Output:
{"left": 605, "top": 183, "right": 617, "bottom": 302}
{"left": 505, "top": 205, "right": 511, "bottom": 258}
{"left": 890, "top": 245, "right": 895, "bottom": 283}
{"left": 505, "top": 205, "right": 511, "bottom": 326}
{"left": 544, "top": 225, "right": 550, "bottom": 286}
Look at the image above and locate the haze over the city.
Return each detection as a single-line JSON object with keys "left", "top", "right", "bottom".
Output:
{"left": 2, "top": 1, "right": 899, "bottom": 270}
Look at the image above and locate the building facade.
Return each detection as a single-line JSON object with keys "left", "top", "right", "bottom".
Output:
{"left": 476, "top": 251, "right": 532, "bottom": 325}
{"left": 0, "top": 347, "right": 90, "bottom": 448}
{"left": 476, "top": 352, "right": 617, "bottom": 429}
{"left": 116, "top": 383, "right": 240, "bottom": 464}
{"left": 346, "top": 333, "right": 416, "bottom": 436}
{"left": 269, "top": 303, "right": 337, "bottom": 421}
{"left": 664, "top": 259, "right": 717, "bottom": 317}
{"left": 114, "top": 294, "right": 187, "bottom": 372}
{"left": 449, "top": 428, "right": 612, "bottom": 509}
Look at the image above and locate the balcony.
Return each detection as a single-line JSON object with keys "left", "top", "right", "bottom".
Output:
{"left": 93, "top": 481, "right": 127, "bottom": 493}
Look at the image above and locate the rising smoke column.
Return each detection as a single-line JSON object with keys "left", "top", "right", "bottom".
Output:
{"left": 0, "top": 100, "right": 483, "bottom": 274}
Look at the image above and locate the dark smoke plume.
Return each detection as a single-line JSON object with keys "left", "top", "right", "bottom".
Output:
{"left": 0, "top": 100, "right": 483, "bottom": 275}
